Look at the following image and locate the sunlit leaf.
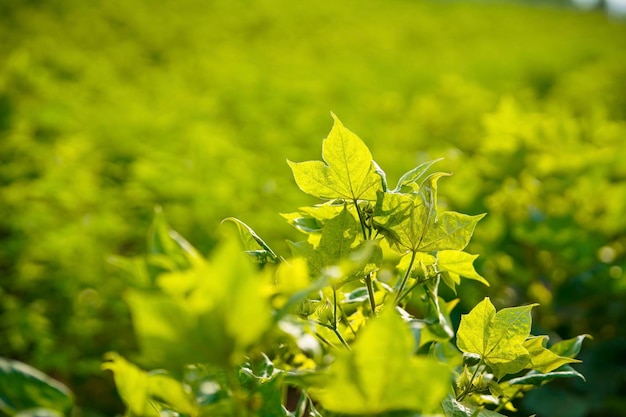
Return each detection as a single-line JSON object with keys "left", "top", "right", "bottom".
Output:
{"left": 287, "top": 114, "right": 383, "bottom": 201}
{"left": 419, "top": 211, "right": 486, "bottom": 252}
{"left": 102, "top": 353, "right": 198, "bottom": 417}
{"left": 308, "top": 307, "right": 451, "bottom": 414}
{"left": 437, "top": 250, "right": 489, "bottom": 286}
{"left": 457, "top": 298, "right": 537, "bottom": 379}
{"left": 126, "top": 237, "right": 272, "bottom": 369}
{"left": 523, "top": 336, "right": 580, "bottom": 373}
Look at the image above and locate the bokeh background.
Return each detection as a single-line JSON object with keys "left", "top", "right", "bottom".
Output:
{"left": 1, "top": 0, "right": 625, "bottom": 416}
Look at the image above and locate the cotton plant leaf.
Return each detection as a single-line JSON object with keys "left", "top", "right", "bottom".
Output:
{"left": 222, "top": 217, "right": 281, "bottom": 263}
{"left": 308, "top": 308, "right": 451, "bottom": 414}
{"left": 523, "top": 336, "right": 581, "bottom": 373}
{"left": 373, "top": 191, "right": 429, "bottom": 253}
{"left": 287, "top": 114, "right": 383, "bottom": 201}
{"left": 0, "top": 357, "right": 74, "bottom": 416}
{"left": 418, "top": 211, "right": 486, "bottom": 252}
{"left": 437, "top": 250, "right": 489, "bottom": 287}
{"left": 126, "top": 237, "right": 272, "bottom": 369}
{"left": 374, "top": 192, "right": 485, "bottom": 254}
{"left": 508, "top": 364, "right": 586, "bottom": 386}
{"left": 442, "top": 396, "right": 507, "bottom": 417}
{"left": 287, "top": 206, "right": 381, "bottom": 285}
{"left": 549, "top": 334, "right": 591, "bottom": 359}
{"left": 418, "top": 172, "right": 452, "bottom": 219}
{"left": 102, "top": 353, "right": 198, "bottom": 417}
{"left": 147, "top": 206, "right": 204, "bottom": 271}
{"left": 456, "top": 298, "right": 538, "bottom": 379}
{"left": 393, "top": 158, "right": 444, "bottom": 193}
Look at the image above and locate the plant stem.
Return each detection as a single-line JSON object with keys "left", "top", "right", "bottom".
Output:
{"left": 338, "top": 303, "right": 357, "bottom": 336}
{"left": 353, "top": 199, "right": 377, "bottom": 315}
{"left": 364, "top": 273, "right": 377, "bottom": 315}
{"left": 457, "top": 359, "right": 484, "bottom": 402}
{"left": 333, "top": 286, "right": 351, "bottom": 349}
{"left": 353, "top": 199, "right": 368, "bottom": 241}
{"left": 395, "top": 250, "right": 417, "bottom": 305}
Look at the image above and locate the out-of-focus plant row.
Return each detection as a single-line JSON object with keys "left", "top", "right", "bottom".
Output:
{"left": 0, "top": 0, "right": 625, "bottom": 416}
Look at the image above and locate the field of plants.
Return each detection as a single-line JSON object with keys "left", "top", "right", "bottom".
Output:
{"left": 1, "top": 0, "right": 625, "bottom": 416}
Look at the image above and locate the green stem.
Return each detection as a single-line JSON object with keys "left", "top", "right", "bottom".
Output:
{"left": 333, "top": 287, "right": 351, "bottom": 349}
{"left": 364, "top": 273, "right": 377, "bottom": 315}
{"left": 396, "top": 279, "right": 421, "bottom": 305}
{"left": 395, "top": 251, "right": 417, "bottom": 305}
{"left": 353, "top": 199, "right": 368, "bottom": 241}
{"left": 338, "top": 303, "right": 357, "bottom": 336}
{"left": 315, "top": 332, "right": 334, "bottom": 348}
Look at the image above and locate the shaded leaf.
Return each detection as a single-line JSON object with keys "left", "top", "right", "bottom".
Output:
{"left": 0, "top": 358, "right": 73, "bottom": 416}
{"left": 549, "top": 334, "right": 591, "bottom": 359}
{"left": 508, "top": 364, "right": 586, "bottom": 386}
{"left": 393, "top": 158, "right": 444, "bottom": 193}
{"left": 442, "top": 396, "right": 507, "bottom": 417}
{"left": 222, "top": 217, "right": 281, "bottom": 263}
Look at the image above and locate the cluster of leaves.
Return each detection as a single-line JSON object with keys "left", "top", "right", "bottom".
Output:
{"left": 75, "top": 117, "right": 584, "bottom": 417}
{"left": 1, "top": 1, "right": 624, "bottom": 415}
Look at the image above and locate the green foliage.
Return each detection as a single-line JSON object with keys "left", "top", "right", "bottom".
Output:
{"left": 102, "top": 117, "right": 586, "bottom": 416}
{"left": 1, "top": 1, "right": 624, "bottom": 416}
{"left": 0, "top": 357, "right": 73, "bottom": 416}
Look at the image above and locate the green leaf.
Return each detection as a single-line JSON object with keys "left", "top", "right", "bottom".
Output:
{"left": 239, "top": 355, "right": 290, "bottom": 417}
{"left": 147, "top": 206, "right": 204, "bottom": 271}
{"left": 442, "top": 396, "right": 507, "bottom": 417}
{"left": 419, "top": 211, "right": 486, "bottom": 252}
{"left": 373, "top": 192, "right": 429, "bottom": 253}
{"left": 549, "top": 334, "right": 591, "bottom": 359}
{"left": 393, "top": 158, "right": 444, "bottom": 193}
{"left": 101, "top": 353, "right": 160, "bottom": 417}
{"left": 508, "top": 364, "right": 586, "bottom": 386}
{"left": 308, "top": 307, "right": 451, "bottom": 414}
{"left": 13, "top": 409, "right": 65, "bottom": 417}
{"left": 374, "top": 192, "right": 484, "bottom": 254}
{"left": 148, "top": 373, "right": 198, "bottom": 416}
{"left": 287, "top": 114, "right": 383, "bottom": 201}
{"left": 288, "top": 206, "right": 381, "bottom": 285}
{"left": 102, "top": 353, "right": 198, "bottom": 417}
{"left": 0, "top": 358, "right": 74, "bottom": 416}
{"left": 126, "top": 237, "right": 272, "bottom": 369}
{"left": 437, "top": 250, "right": 489, "bottom": 286}
{"left": 523, "top": 336, "right": 581, "bottom": 373}
{"left": 222, "top": 217, "right": 281, "bottom": 263}
{"left": 456, "top": 298, "right": 537, "bottom": 379}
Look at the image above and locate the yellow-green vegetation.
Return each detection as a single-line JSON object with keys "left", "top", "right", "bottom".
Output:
{"left": 0, "top": 0, "right": 625, "bottom": 416}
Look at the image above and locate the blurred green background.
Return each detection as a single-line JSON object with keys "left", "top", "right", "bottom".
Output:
{"left": 1, "top": 0, "right": 625, "bottom": 416}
